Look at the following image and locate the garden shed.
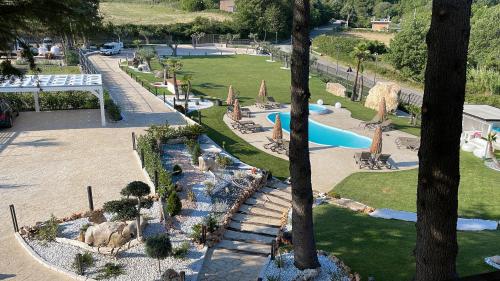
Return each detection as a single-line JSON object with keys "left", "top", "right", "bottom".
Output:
{"left": 462, "top": 104, "right": 500, "bottom": 136}
{"left": 0, "top": 74, "right": 106, "bottom": 126}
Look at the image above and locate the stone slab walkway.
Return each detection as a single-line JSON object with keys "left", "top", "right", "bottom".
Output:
{"left": 199, "top": 181, "right": 291, "bottom": 281}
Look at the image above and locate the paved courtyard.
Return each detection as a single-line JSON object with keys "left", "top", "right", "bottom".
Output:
{"left": 0, "top": 54, "right": 185, "bottom": 280}
{"left": 224, "top": 105, "right": 419, "bottom": 193}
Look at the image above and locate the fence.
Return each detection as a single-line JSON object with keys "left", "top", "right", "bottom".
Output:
{"left": 78, "top": 49, "right": 99, "bottom": 74}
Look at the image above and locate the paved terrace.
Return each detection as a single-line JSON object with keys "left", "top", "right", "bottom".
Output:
{"left": 224, "top": 105, "right": 419, "bottom": 193}
{"left": 0, "top": 54, "right": 185, "bottom": 280}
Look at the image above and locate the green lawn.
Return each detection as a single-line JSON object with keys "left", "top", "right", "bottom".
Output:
{"left": 314, "top": 205, "right": 500, "bottom": 281}
{"left": 100, "top": 2, "right": 231, "bottom": 25}
{"left": 332, "top": 152, "right": 500, "bottom": 220}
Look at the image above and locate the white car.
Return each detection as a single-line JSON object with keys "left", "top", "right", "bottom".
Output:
{"left": 100, "top": 42, "right": 123, "bottom": 55}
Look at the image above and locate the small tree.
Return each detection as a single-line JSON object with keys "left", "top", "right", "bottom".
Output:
{"left": 145, "top": 234, "right": 172, "bottom": 275}
{"left": 483, "top": 132, "right": 499, "bottom": 168}
{"left": 137, "top": 47, "right": 156, "bottom": 71}
{"left": 181, "top": 74, "right": 193, "bottom": 111}
{"left": 166, "top": 191, "right": 182, "bottom": 217}
{"left": 166, "top": 59, "right": 183, "bottom": 100}
{"left": 351, "top": 43, "right": 373, "bottom": 101}
{"left": 133, "top": 39, "right": 142, "bottom": 51}
{"left": 121, "top": 181, "right": 151, "bottom": 241}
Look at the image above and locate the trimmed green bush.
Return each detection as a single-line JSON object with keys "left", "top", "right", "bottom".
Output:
{"left": 145, "top": 234, "right": 172, "bottom": 274}
{"left": 172, "top": 164, "right": 182, "bottom": 176}
{"left": 191, "top": 143, "right": 202, "bottom": 165}
{"left": 166, "top": 191, "right": 182, "bottom": 217}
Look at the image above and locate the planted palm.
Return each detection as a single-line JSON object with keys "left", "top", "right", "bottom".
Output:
{"left": 351, "top": 43, "right": 374, "bottom": 101}
{"left": 483, "top": 132, "right": 499, "bottom": 168}
{"left": 165, "top": 59, "right": 183, "bottom": 100}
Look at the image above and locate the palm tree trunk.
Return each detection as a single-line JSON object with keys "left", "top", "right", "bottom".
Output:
{"left": 184, "top": 81, "right": 191, "bottom": 112}
{"left": 351, "top": 59, "right": 361, "bottom": 101}
{"left": 415, "top": 1, "right": 472, "bottom": 281}
{"left": 173, "top": 72, "right": 179, "bottom": 100}
{"left": 290, "top": 0, "right": 320, "bottom": 270}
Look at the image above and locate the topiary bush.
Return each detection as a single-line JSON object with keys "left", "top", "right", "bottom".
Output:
{"left": 191, "top": 143, "right": 202, "bottom": 165}
{"left": 172, "top": 164, "right": 182, "bottom": 176}
{"left": 145, "top": 234, "right": 172, "bottom": 275}
{"left": 166, "top": 191, "right": 182, "bottom": 217}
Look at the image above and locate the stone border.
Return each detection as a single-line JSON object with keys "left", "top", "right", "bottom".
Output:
{"left": 14, "top": 233, "right": 97, "bottom": 281}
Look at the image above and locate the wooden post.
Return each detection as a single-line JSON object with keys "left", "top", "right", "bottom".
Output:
{"left": 180, "top": 271, "right": 186, "bottom": 281}
{"left": 154, "top": 170, "right": 158, "bottom": 189}
{"left": 141, "top": 148, "right": 145, "bottom": 168}
{"left": 198, "top": 111, "right": 202, "bottom": 124}
{"left": 76, "top": 253, "right": 83, "bottom": 275}
{"left": 201, "top": 225, "right": 207, "bottom": 245}
{"left": 270, "top": 240, "right": 276, "bottom": 260}
{"left": 132, "top": 132, "right": 136, "bottom": 150}
{"left": 173, "top": 97, "right": 176, "bottom": 108}
{"left": 163, "top": 92, "right": 166, "bottom": 103}
{"left": 87, "top": 186, "right": 94, "bottom": 211}
{"left": 9, "top": 204, "right": 19, "bottom": 232}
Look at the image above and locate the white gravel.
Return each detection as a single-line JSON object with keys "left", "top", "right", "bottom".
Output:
{"left": 262, "top": 252, "right": 350, "bottom": 281}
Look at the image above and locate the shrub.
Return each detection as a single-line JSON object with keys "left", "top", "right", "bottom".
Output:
{"left": 329, "top": 192, "right": 341, "bottom": 199}
{"left": 103, "top": 199, "right": 139, "bottom": 221}
{"left": 35, "top": 215, "right": 59, "bottom": 242}
{"left": 181, "top": 0, "right": 205, "bottom": 11}
{"left": 174, "top": 104, "right": 186, "bottom": 114}
{"left": 204, "top": 214, "right": 218, "bottom": 233}
{"left": 191, "top": 143, "right": 202, "bottom": 165}
{"left": 72, "top": 252, "right": 94, "bottom": 275}
{"left": 65, "top": 50, "right": 79, "bottom": 66}
{"left": 179, "top": 124, "right": 204, "bottom": 140}
{"left": 187, "top": 189, "right": 196, "bottom": 202}
{"left": 145, "top": 234, "right": 172, "bottom": 274}
{"left": 96, "top": 263, "right": 124, "bottom": 280}
{"left": 190, "top": 223, "right": 203, "bottom": 243}
{"left": 172, "top": 164, "right": 182, "bottom": 176}
{"left": 172, "top": 241, "right": 190, "bottom": 259}
{"left": 166, "top": 191, "right": 182, "bottom": 217}
{"left": 203, "top": 180, "right": 215, "bottom": 196}
{"left": 215, "top": 154, "right": 233, "bottom": 169}
{"left": 105, "top": 98, "right": 122, "bottom": 121}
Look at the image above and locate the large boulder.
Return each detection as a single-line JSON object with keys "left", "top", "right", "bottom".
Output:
{"left": 87, "top": 210, "right": 107, "bottom": 224}
{"left": 84, "top": 217, "right": 147, "bottom": 248}
{"left": 326, "top": 82, "right": 347, "bottom": 98}
{"left": 364, "top": 82, "right": 401, "bottom": 112}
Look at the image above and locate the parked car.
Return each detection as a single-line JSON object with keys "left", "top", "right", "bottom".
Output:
{"left": 0, "top": 99, "right": 19, "bottom": 128}
{"left": 100, "top": 42, "right": 123, "bottom": 55}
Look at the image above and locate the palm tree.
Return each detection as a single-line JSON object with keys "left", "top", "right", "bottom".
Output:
{"left": 166, "top": 59, "right": 183, "bottom": 100}
{"left": 483, "top": 132, "right": 499, "bottom": 168}
{"left": 351, "top": 43, "right": 373, "bottom": 101}
{"left": 290, "top": 0, "right": 320, "bottom": 270}
{"left": 181, "top": 74, "right": 193, "bottom": 112}
{"left": 415, "top": 0, "right": 472, "bottom": 280}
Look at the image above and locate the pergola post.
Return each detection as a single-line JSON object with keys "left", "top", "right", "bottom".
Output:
{"left": 96, "top": 88, "right": 106, "bottom": 127}
{"left": 34, "top": 91, "right": 40, "bottom": 112}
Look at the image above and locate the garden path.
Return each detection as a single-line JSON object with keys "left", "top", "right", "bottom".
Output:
{"left": 199, "top": 181, "right": 291, "bottom": 281}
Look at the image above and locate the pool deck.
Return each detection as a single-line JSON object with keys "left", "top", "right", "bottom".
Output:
{"left": 223, "top": 104, "right": 419, "bottom": 193}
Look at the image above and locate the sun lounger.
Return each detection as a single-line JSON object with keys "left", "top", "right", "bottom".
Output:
{"left": 241, "top": 107, "right": 252, "bottom": 118}
{"left": 255, "top": 100, "right": 273, "bottom": 110}
{"left": 266, "top": 97, "right": 281, "bottom": 109}
{"left": 395, "top": 137, "right": 420, "bottom": 151}
{"left": 373, "top": 154, "right": 392, "bottom": 169}
{"left": 231, "top": 120, "right": 254, "bottom": 129}
{"left": 354, "top": 152, "right": 373, "bottom": 169}
{"left": 241, "top": 124, "right": 263, "bottom": 133}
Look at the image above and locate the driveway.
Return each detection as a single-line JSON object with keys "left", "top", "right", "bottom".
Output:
{"left": 0, "top": 54, "right": 186, "bottom": 280}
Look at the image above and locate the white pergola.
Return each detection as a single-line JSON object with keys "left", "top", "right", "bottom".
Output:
{"left": 0, "top": 74, "right": 106, "bottom": 126}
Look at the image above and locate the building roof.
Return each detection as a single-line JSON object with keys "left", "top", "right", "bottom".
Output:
{"left": 371, "top": 20, "right": 391, "bottom": 24}
{"left": 463, "top": 105, "right": 500, "bottom": 122}
{"left": 0, "top": 74, "right": 102, "bottom": 93}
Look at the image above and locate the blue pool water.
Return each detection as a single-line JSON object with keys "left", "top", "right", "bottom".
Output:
{"left": 308, "top": 104, "right": 328, "bottom": 114}
{"left": 493, "top": 126, "right": 500, "bottom": 133}
{"left": 267, "top": 112, "right": 372, "bottom": 148}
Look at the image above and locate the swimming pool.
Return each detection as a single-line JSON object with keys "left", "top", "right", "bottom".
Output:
{"left": 309, "top": 104, "right": 329, "bottom": 115}
{"left": 267, "top": 112, "right": 372, "bottom": 148}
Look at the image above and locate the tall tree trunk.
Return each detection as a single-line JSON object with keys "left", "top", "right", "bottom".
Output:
{"left": 351, "top": 59, "right": 361, "bottom": 101}
{"left": 184, "top": 80, "right": 191, "bottom": 112}
{"left": 173, "top": 72, "right": 179, "bottom": 100}
{"left": 290, "top": 0, "right": 320, "bottom": 270}
{"left": 415, "top": 1, "right": 472, "bottom": 281}
{"left": 136, "top": 197, "right": 142, "bottom": 241}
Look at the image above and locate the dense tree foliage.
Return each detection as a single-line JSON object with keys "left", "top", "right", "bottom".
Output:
{"left": 468, "top": 4, "right": 500, "bottom": 70}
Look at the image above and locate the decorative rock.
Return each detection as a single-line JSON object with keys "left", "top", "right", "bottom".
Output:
{"left": 138, "top": 63, "right": 150, "bottom": 72}
{"left": 87, "top": 210, "right": 107, "bottom": 224}
{"left": 326, "top": 83, "right": 347, "bottom": 98}
{"left": 84, "top": 218, "right": 147, "bottom": 248}
{"left": 492, "top": 256, "right": 500, "bottom": 264}
{"left": 293, "top": 268, "right": 321, "bottom": 281}
{"left": 335, "top": 102, "right": 342, "bottom": 109}
{"left": 364, "top": 82, "right": 401, "bottom": 112}
{"left": 199, "top": 156, "right": 217, "bottom": 172}
{"left": 161, "top": 268, "right": 181, "bottom": 281}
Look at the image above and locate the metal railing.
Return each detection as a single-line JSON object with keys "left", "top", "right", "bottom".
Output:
{"left": 78, "top": 49, "right": 99, "bottom": 74}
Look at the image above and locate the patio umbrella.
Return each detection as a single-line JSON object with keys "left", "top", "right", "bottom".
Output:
{"left": 226, "top": 85, "right": 235, "bottom": 105}
{"left": 258, "top": 80, "right": 267, "bottom": 103}
{"left": 370, "top": 126, "right": 383, "bottom": 155}
{"left": 377, "top": 97, "right": 387, "bottom": 122}
{"left": 233, "top": 99, "right": 242, "bottom": 121}
{"left": 272, "top": 113, "right": 283, "bottom": 140}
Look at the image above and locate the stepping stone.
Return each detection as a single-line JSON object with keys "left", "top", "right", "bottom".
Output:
{"left": 224, "top": 230, "right": 275, "bottom": 245}
{"left": 238, "top": 205, "right": 282, "bottom": 218}
{"left": 232, "top": 213, "right": 282, "bottom": 226}
{"left": 254, "top": 191, "right": 291, "bottom": 207}
{"left": 245, "top": 197, "right": 289, "bottom": 211}
{"left": 261, "top": 186, "right": 292, "bottom": 200}
{"left": 217, "top": 239, "right": 271, "bottom": 256}
{"left": 229, "top": 221, "right": 280, "bottom": 236}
